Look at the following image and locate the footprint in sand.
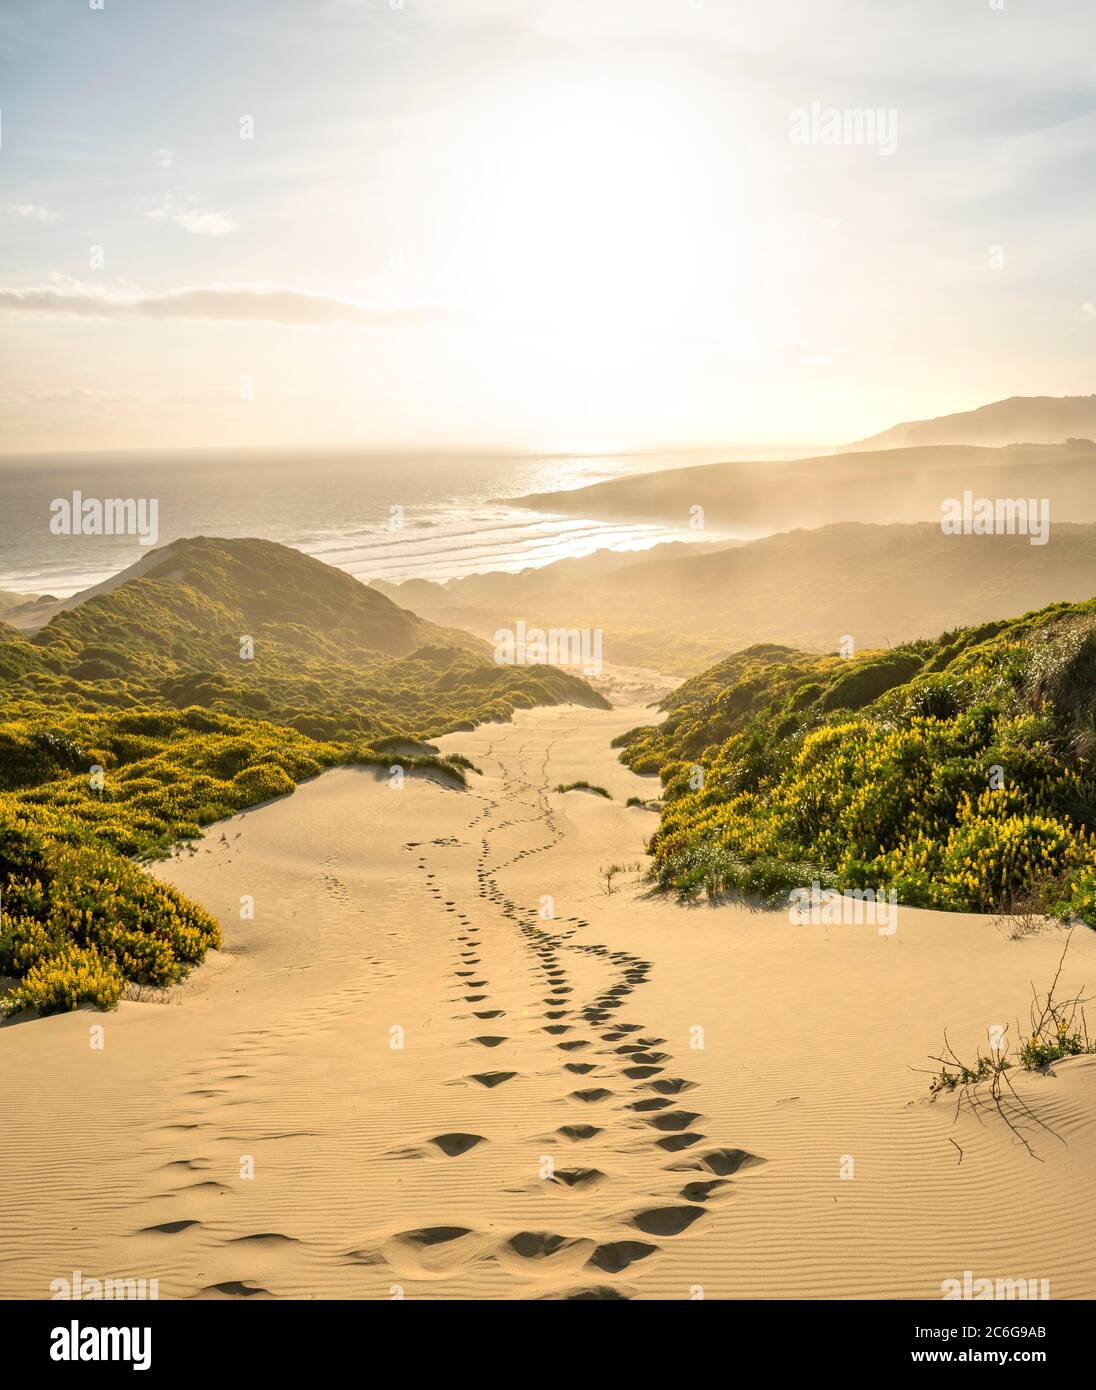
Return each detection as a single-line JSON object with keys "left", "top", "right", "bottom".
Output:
{"left": 227, "top": 1232, "right": 300, "bottom": 1246}
{"left": 426, "top": 1132, "right": 487, "bottom": 1158}
{"left": 631, "top": 1205, "right": 706, "bottom": 1236}
{"left": 497, "top": 1232, "right": 595, "bottom": 1275}
{"left": 646, "top": 1110, "right": 703, "bottom": 1131}
{"left": 549, "top": 1167, "right": 605, "bottom": 1190}
{"left": 539, "top": 1283, "right": 635, "bottom": 1301}
{"left": 668, "top": 1147, "right": 766, "bottom": 1176}
{"left": 196, "top": 1281, "right": 271, "bottom": 1299}
{"left": 381, "top": 1226, "right": 492, "bottom": 1278}
{"left": 645, "top": 1077, "right": 697, "bottom": 1095}
{"left": 679, "top": 1178, "right": 730, "bottom": 1203}
{"left": 467, "top": 1070, "right": 517, "bottom": 1088}
{"left": 655, "top": 1132, "right": 706, "bottom": 1152}
{"left": 587, "top": 1241, "right": 659, "bottom": 1274}
{"left": 554, "top": 1124, "right": 603, "bottom": 1142}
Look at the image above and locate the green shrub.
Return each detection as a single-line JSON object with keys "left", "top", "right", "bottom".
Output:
{"left": 622, "top": 599, "right": 1096, "bottom": 920}
{"left": 231, "top": 763, "right": 296, "bottom": 803}
{"left": 4, "top": 946, "right": 124, "bottom": 1015}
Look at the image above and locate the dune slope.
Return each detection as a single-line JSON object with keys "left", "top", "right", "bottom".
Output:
{"left": 2, "top": 695, "right": 1094, "bottom": 1300}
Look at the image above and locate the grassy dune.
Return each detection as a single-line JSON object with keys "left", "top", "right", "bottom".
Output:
{"left": 617, "top": 599, "right": 1096, "bottom": 922}
{"left": 0, "top": 538, "right": 608, "bottom": 1015}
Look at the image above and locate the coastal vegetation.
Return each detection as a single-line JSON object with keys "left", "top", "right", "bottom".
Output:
{"left": 0, "top": 538, "right": 608, "bottom": 1016}
{"left": 617, "top": 599, "right": 1096, "bottom": 923}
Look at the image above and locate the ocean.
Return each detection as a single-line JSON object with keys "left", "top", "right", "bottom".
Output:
{"left": 0, "top": 444, "right": 797, "bottom": 600}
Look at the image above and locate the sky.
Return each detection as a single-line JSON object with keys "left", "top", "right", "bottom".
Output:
{"left": 1, "top": 0, "right": 1094, "bottom": 455}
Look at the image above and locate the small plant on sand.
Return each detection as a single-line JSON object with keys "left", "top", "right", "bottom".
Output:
{"left": 555, "top": 780, "right": 612, "bottom": 799}
{"left": 1016, "top": 955, "right": 1094, "bottom": 1070}
{"left": 599, "top": 859, "right": 643, "bottom": 895}
{"left": 990, "top": 886, "right": 1052, "bottom": 940}
{"left": 923, "top": 934, "right": 1096, "bottom": 1157}
{"left": 928, "top": 1037, "right": 1012, "bottom": 1097}
{"left": 122, "top": 982, "right": 180, "bottom": 1005}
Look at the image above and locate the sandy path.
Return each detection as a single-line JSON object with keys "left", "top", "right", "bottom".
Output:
{"left": 3, "top": 698, "right": 1096, "bottom": 1300}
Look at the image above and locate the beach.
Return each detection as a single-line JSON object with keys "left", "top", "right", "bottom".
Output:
{"left": 0, "top": 447, "right": 754, "bottom": 601}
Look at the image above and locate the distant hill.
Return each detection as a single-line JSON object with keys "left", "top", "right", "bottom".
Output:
{"left": 5, "top": 536, "right": 454, "bottom": 645}
{"left": 845, "top": 394, "right": 1096, "bottom": 451}
{"left": 33, "top": 535, "right": 474, "bottom": 666}
{"left": 0, "top": 589, "right": 42, "bottom": 614}
{"left": 373, "top": 538, "right": 737, "bottom": 671}
{"left": 3, "top": 537, "right": 607, "bottom": 741}
{"left": 374, "top": 521, "right": 1096, "bottom": 674}
{"left": 513, "top": 441, "right": 1096, "bottom": 536}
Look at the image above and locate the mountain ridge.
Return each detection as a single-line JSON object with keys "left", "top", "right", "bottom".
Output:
{"left": 845, "top": 393, "right": 1096, "bottom": 451}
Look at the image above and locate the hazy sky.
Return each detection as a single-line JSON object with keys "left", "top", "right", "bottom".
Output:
{"left": 1, "top": 0, "right": 1094, "bottom": 454}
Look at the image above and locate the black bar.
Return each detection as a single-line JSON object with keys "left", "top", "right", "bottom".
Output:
{"left": 4, "top": 1296, "right": 1082, "bottom": 1376}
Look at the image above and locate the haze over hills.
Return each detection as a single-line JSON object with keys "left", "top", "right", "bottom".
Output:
{"left": 0, "top": 589, "right": 42, "bottom": 614}
{"left": 514, "top": 440, "right": 1096, "bottom": 536}
{"left": 374, "top": 521, "right": 1096, "bottom": 673}
{"left": 845, "top": 393, "right": 1096, "bottom": 451}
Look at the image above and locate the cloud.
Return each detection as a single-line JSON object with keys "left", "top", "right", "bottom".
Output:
{"left": 7, "top": 202, "right": 58, "bottom": 222}
{"left": 153, "top": 148, "right": 175, "bottom": 169}
{"left": 0, "top": 280, "right": 461, "bottom": 328}
{"left": 142, "top": 194, "right": 237, "bottom": 236}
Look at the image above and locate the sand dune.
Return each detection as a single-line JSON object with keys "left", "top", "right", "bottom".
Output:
{"left": 3, "top": 691, "right": 1095, "bottom": 1300}
{"left": 1, "top": 543, "right": 185, "bottom": 633}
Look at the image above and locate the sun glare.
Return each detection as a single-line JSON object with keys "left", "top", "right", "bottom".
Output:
{"left": 464, "top": 76, "right": 718, "bottom": 339}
